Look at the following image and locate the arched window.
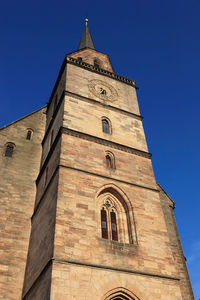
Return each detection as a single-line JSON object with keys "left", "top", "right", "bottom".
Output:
{"left": 104, "top": 288, "right": 139, "bottom": 300}
{"left": 100, "top": 199, "right": 118, "bottom": 241}
{"left": 5, "top": 143, "right": 15, "bottom": 157}
{"left": 111, "top": 211, "right": 118, "bottom": 241}
{"left": 106, "top": 155, "right": 112, "bottom": 168}
{"left": 105, "top": 152, "right": 115, "bottom": 169}
{"left": 102, "top": 118, "right": 111, "bottom": 134}
{"left": 101, "top": 208, "right": 108, "bottom": 239}
{"left": 26, "top": 129, "right": 33, "bottom": 140}
{"left": 96, "top": 184, "right": 137, "bottom": 244}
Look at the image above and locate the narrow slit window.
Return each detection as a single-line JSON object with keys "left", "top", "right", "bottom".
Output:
{"left": 101, "top": 208, "right": 108, "bottom": 239}
{"left": 102, "top": 119, "right": 110, "bottom": 133}
{"left": 26, "top": 130, "right": 32, "bottom": 140}
{"left": 111, "top": 211, "right": 118, "bottom": 241}
{"left": 5, "top": 144, "right": 14, "bottom": 157}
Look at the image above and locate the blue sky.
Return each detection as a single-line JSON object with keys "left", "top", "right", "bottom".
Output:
{"left": 0, "top": 0, "right": 199, "bottom": 297}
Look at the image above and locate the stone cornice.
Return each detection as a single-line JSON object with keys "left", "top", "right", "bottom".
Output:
{"left": 47, "top": 55, "right": 139, "bottom": 112}
{"left": 66, "top": 56, "right": 138, "bottom": 88}
{"left": 53, "top": 257, "right": 180, "bottom": 281}
{"left": 59, "top": 164, "right": 158, "bottom": 193}
{"left": 38, "top": 126, "right": 152, "bottom": 191}
{"left": 22, "top": 256, "right": 180, "bottom": 299}
{"left": 61, "top": 127, "right": 151, "bottom": 159}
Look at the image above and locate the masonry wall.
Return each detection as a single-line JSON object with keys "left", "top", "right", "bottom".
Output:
{"left": 69, "top": 48, "right": 114, "bottom": 72}
{"left": 24, "top": 264, "right": 52, "bottom": 300}
{"left": 158, "top": 185, "right": 195, "bottom": 300}
{"left": 50, "top": 261, "right": 182, "bottom": 300}
{"left": 0, "top": 108, "right": 45, "bottom": 300}
{"left": 54, "top": 162, "right": 178, "bottom": 278}
{"left": 22, "top": 171, "right": 59, "bottom": 297}
{"left": 66, "top": 64, "right": 140, "bottom": 116}
{"left": 19, "top": 46, "right": 194, "bottom": 299}
{"left": 41, "top": 94, "right": 65, "bottom": 166}
{"left": 63, "top": 94, "right": 147, "bottom": 152}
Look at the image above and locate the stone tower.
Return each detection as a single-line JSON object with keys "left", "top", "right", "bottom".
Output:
{"left": 2, "top": 20, "right": 194, "bottom": 299}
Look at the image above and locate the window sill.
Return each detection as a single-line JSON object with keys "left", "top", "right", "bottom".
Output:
{"left": 97, "top": 237, "right": 138, "bottom": 254}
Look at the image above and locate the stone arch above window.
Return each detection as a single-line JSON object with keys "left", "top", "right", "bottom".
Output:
{"left": 26, "top": 128, "right": 33, "bottom": 140}
{"left": 4, "top": 142, "right": 15, "bottom": 157}
{"left": 102, "top": 117, "right": 112, "bottom": 134}
{"left": 104, "top": 288, "right": 141, "bottom": 300}
{"left": 96, "top": 184, "right": 137, "bottom": 244}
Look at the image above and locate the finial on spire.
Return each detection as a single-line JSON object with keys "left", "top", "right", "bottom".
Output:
{"left": 78, "top": 18, "right": 95, "bottom": 50}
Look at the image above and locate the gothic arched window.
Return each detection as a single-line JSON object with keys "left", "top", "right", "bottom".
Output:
{"left": 104, "top": 288, "right": 138, "bottom": 300}
{"left": 111, "top": 211, "right": 118, "bottom": 241}
{"left": 5, "top": 143, "right": 15, "bottom": 157}
{"left": 101, "top": 208, "right": 108, "bottom": 239}
{"left": 96, "top": 185, "right": 137, "bottom": 244}
{"left": 100, "top": 200, "right": 119, "bottom": 242}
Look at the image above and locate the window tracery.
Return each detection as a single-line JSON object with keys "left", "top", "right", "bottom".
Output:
{"left": 96, "top": 184, "right": 137, "bottom": 245}
{"left": 101, "top": 198, "right": 119, "bottom": 241}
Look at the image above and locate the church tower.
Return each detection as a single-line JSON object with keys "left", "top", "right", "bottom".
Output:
{"left": 22, "top": 20, "right": 194, "bottom": 299}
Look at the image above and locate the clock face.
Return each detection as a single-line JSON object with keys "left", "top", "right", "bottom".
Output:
{"left": 88, "top": 79, "right": 118, "bottom": 102}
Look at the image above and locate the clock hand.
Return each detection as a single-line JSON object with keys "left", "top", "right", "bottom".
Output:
{"left": 99, "top": 88, "right": 106, "bottom": 95}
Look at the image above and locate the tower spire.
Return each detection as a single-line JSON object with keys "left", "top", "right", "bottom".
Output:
{"left": 78, "top": 18, "right": 95, "bottom": 50}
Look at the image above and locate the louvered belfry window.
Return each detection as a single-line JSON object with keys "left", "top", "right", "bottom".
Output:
{"left": 111, "top": 211, "right": 118, "bottom": 241}
{"left": 101, "top": 208, "right": 108, "bottom": 239}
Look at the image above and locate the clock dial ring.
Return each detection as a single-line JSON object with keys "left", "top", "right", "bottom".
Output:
{"left": 88, "top": 79, "right": 118, "bottom": 102}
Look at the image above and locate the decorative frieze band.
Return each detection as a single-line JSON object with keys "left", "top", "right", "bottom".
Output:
{"left": 66, "top": 56, "right": 138, "bottom": 88}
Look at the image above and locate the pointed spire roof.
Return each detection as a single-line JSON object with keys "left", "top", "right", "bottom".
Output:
{"left": 78, "top": 18, "right": 95, "bottom": 50}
